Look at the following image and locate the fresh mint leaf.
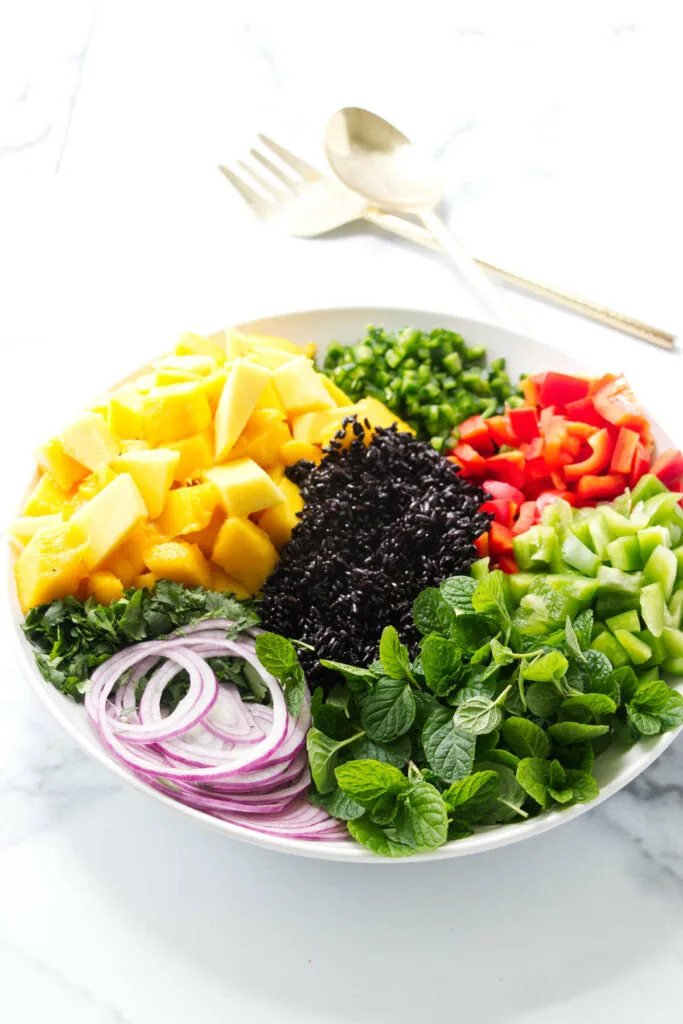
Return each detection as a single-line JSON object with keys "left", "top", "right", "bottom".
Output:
{"left": 560, "top": 693, "right": 616, "bottom": 719}
{"left": 348, "top": 816, "right": 417, "bottom": 857}
{"left": 475, "top": 761, "right": 528, "bottom": 822}
{"left": 420, "top": 635, "right": 462, "bottom": 696}
{"left": 393, "top": 780, "right": 449, "bottom": 851}
{"left": 502, "top": 717, "right": 551, "bottom": 759}
{"left": 472, "top": 570, "right": 511, "bottom": 625}
{"left": 451, "top": 686, "right": 511, "bottom": 736}
{"left": 334, "top": 759, "right": 409, "bottom": 804}
{"left": 440, "top": 575, "right": 477, "bottom": 612}
{"left": 422, "top": 706, "right": 476, "bottom": 783}
{"left": 565, "top": 770, "right": 599, "bottom": 802}
{"left": 379, "top": 625, "right": 415, "bottom": 683}
{"left": 412, "top": 588, "right": 457, "bottom": 636}
{"left": 483, "top": 748, "right": 520, "bottom": 770}
{"left": 309, "top": 787, "right": 365, "bottom": 821}
{"left": 319, "top": 658, "right": 377, "bottom": 691}
{"left": 443, "top": 771, "right": 499, "bottom": 822}
{"left": 360, "top": 677, "right": 416, "bottom": 741}
{"left": 572, "top": 610, "right": 594, "bottom": 650}
{"left": 625, "top": 706, "right": 661, "bottom": 736}
{"left": 516, "top": 757, "right": 553, "bottom": 808}
{"left": 306, "top": 727, "right": 363, "bottom": 794}
{"left": 451, "top": 613, "right": 495, "bottom": 653}
{"left": 583, "top": 649, "right": 613, "bottom": 697}
{"left": 524, "top": 650, "right": 568, "bottom": 683}
{"left": 630, "top": 680, "right": 683, "bottom": 730}
{"left": 350, "top": 733, "right": 411, "bottom": 768}
{"left": 547, "top": 721, "right": 609, "bottom": 744}
{"left": 254, "top": 632, "right": 305, "bottom": 716}
{"left": 526, "top": 681, "right": 563, "bottom": 718}
{"left": 564, "top": 616, "right": 585, "bottom": 662}
{"left": 448, "top": 818, "right": 475, "bottom": 840}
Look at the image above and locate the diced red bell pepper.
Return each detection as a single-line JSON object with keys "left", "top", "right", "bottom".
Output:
{"left": 536, "top": 489, "right": 578, "bottom": 513}
{"left": 452, "top": 442, "right": 487, "bottom": 476}
{"left": 544, "top": 423, "right": 572, "bottom": 469}
{"left": 563, "top": 428, "right": 613, "bottom": 482}
{"left": 576, "top": 473, "right": 628, "bottom": 500}
{"left": 485, "top": 450, "right": 526, "bottom": 490}
{"left": 481, "top": 499, "right": 517, "bottom": 528}
{"left": 610, "top": 427, "right": 640, "bottom": 475}
{"left": 564, "top": 397, "right": 606, "bottom": 429}
{"left": 521, "top": 375, "right": 544, "bottom": 407}
{"left": 640, "top": 424, "right": 656, "bottom": 456}
{"left": 588, "top": 373, "right": 618, "bottom": 397}
{"left": 498, "top": 553, "right": 519, "bottom": 575}
{"left": 629, "top": 444, "right": 651, "bottom": 488}
{"left": 650, "top": 448, "right": 683, "bottom": 486}
{"left": 457, "top": 415, "right": 495, "bottom": 456}
{"left": 524, "top": 478, "right": 555, "bottom": 500}
{"left": 512, "top": 500, "right": 539, "bottom": 535}
{"left": 539, "top": 372, "right": 590, "bottom": 408}
{"left": 486, "top": 414, "right": 518, "bottom": 447}
{"left": 489, "top": 521, "right": 515, "bottom": 556}
{"left": 521, "top": 436, "right": 545, "bottom": 460}
{"left": 481, "top": 479, "right": 526, "bottom": 505}
{"left": 560, "top": 434, "right": 583, "bottom": 458}
{"left": 564, "top": 420, "right": 599, "bottom": 439}
{"left": 550, "top": 471, "right": 570, "bottom": 491}
{"left": 474, "top": 532, "right": 489, "bottom": 556}
{"left": 508, "top": 406, "right": 539, "bottom": 442}
{"left": 593, "top": 375, "right": 648, "bottom": 432}
{"left": 526, "top": 457, "right": 553, "bottom": 481}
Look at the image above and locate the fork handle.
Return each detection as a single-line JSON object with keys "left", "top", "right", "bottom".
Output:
{"left": 362, "top": 208, "right": 675, "bottom": 350}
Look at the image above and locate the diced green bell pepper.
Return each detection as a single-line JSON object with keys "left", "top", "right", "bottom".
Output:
{"left": 590, "top": 631, "right": 631, "bottom": 668}
{"left": 595, "top": 590, "right": 641, "bottom": 619}
{"left": 642, "top": 492, "right": 682, "bottom": 527}
{"left": 507, "top": 572, "right": 536, "bottom": 604}
{"left": 597, "top": 566, "right": 643, "bottom": 594}
{"left": 606, "top": 535, "right": 641, "bottom": 572}
{"left": 638, "top": 526, "right": 671, "bottom": 563}
{"left": 631, "top": 474, "right": 669, "bottom": 503}
{"left": 639, "top": 582, "right": 665, "bottom": 638}
{"left": 638, "top": 667, "right": 660, "bottom": 684}
{"left": 662, "top": 658, "right": 683, "bottom": 676}
{"left": 613, "top": 629, "right": 652, "bottom": 666}
{"left": 672, "top": 546, "right": 683, "bottom": 580}
{"left": 667, "top": 590, "right": 683, "bottom": 629}
{"left": 636, "top": 630, "right": 667, "bottom": 667}
{"left": 587, "top": 513, "right": 614, "bottom": 560}
{"left": 562, "top": 533, "right": 601, "bottom": 576}
{"left": 662, "top": 627, "right": 683, "bottom": 659}
{"left": 513, "top": 526, "right": 556, "bottom": 572}
{"left": 570, "top": 518, "right": 596, "bottom": 550}
{"left": 605, "top": 609, "right": 641, "bottom": 634}
{"left": 470, "top": 557, "right": 490, "bottom": 581}
{"left": 643, "top": 545, "right": 677, "bottom": 601}
{"left": 601, "top": 506, "right": 641, "bottom": 538}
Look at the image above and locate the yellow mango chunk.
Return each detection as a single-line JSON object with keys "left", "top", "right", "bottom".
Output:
{"left": 165, "top": 431, "right": 214, "bottom": 482}
{"left": 205, "top": 458, "right": 284, "bottom": 519}
{"left": 319, "top": 375, "right": 352, "bottom": 407}
{"left": 141, "top": 382, "right": 212, "bottom": 445}
{"left": 175, "top": 331, "right": 226, "bottom": 364}
{"left": 229, "top": 409, "right": 292, "bottom": 469}
{"left": 267, "top": 463, "right": 286, "bottom": 485}
{"left": 214, "top": 358, "right": 271, "bottom": 462}
{"left": 61, "top": 412, "right": 119, "bottom": 471}
{"left": 15, "top": 521, "right": 89, "bottom": 612}
{"left": 112, "top": 448, "right": 180, "bottom": 518}
{"left": 258, "top": 478, "right": 304, "bottom": 549}
{"left": 35, "top": 438, "right": 88, "bottom": 490}
{"left": 70, "top": 473, "right": 147, "bottom": 569}
{"left": 103, "top": 523, "right": 164, "bottom": 585}
{"left": 157, "top": 482, "right": 219, "bottom": 537}
{"left": 247, "top": 346, "right": 298, "bottom": 370}
{"left": 145, "top": 540, "right": 212, "bottom": 589}
{"left": 198, "top": 369, "right": 227, "bottom": 412}
{"left": 87, "top": 570, "right": 124, "bottom": 605}
{"left": 131, "top": 373, "right": 156, "bottom": 394}
{"left": 356, "top": 397, "right": 415, "bottom": 434}
{"left": 210, "top": 565, "right": 251, "bottom": 599}
{"left": 119, "top": 439, "right": 149, "bottom": 453}
{"left": 254, "top": 379, "right": 287, "bottom": 415}
{"left": 109, "top": 385, "right": 145, "bottom": 440}
{"left": 273, "top": 357, "right": 335, "bottom": 418}
{"left": 223, "top": 328, "right": 252, "bottom": 361}
{"left": 23, "top": 474, "right": 73, "bottom": 517}
{"left": 292, "top": 406, "right": 357, "bottom": 444}
{"left": 185, "top": 508, "right": 225, "bottom": 558}
{"left": 8, "top": 513, "right": 64, "bottom": 547}
{"left": 280, "top": 439, "right": 322, "bottom": 466}
{"left": 155, "top": 366, "right": 203, "bottom": 387}
{"left": 155, "top": 354, "right": 217, "bottom": 377}
{"left": 135, "top": 571, "right": 157, "bottom": 590}
{"left": 73, "top": 466, "right": 117, "bottom": 508}
{"left": 87, "top": 393, "right": 111, "bottom": 418}
{"left": 248, "top": 334, "right": 309, "bottom": 356}
{"left": 212, "top": 517, "right": 278, "bottom": 592}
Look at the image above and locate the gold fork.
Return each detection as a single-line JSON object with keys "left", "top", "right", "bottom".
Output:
{"left": 219, "top": 136, "right": 675, "bottom": 350}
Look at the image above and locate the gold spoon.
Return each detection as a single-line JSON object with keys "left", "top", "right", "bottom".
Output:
{"left": 324, "top": 106, "right": 529, "bottom": 334}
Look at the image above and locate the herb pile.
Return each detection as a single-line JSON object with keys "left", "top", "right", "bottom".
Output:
{"left": 305, "top": 569, "right": 683, "bottom": 857}
{"left": 259, "top": 423, "right": 489, "bottom": 686}
{"left": 322, "top": 326, "right": 523, "bottom": 451}
{"left": 23, "top": 580, "right": 260, "bottom": 700}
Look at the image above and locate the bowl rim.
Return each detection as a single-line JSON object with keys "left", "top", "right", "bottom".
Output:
{"left": 7, "top": 304, "right": 682, "bottom": 864}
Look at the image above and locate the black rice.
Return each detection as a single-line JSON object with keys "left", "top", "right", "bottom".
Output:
{"left": 259, "top": 421, "right": 489, "bottom": 685}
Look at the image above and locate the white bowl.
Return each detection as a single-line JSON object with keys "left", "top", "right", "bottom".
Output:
{"left": 7, "top": 306, "right": 683, "bottom": 862}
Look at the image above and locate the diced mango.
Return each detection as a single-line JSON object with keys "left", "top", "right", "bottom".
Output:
{"left": 280, "top": 439, "right": 322, "bottom": 466}
{"left": 35, "top": 438, "right": 88, "bottom": 490}
{"left": 166, "top": 431, "right": 214, "bottom": 482}
{"left": 223, "top": 328, "right": 252, "bottom": 361}
{"left": 73, "top": 466, "right": 117, "bottom": 507}
{"left": 145, "top": 540, "right": 212, "bottom": 589}
{"left": 135, "top": 571, "right": 157, "bottom": 590}
{"left": 273, "top": 357, "right": 335, "bottom": 418}
{"left": 185, "top": 508, "right": 225, "bottom": 558}
{"left": 229, "top": 409, "right": 292, "bottom": 469}
{"left": 320, "top": 375, "right": 352, "bottom": 406}
{"left": 258, "top": 478, "right": 304, "bottom": 549}
{"left": 356, "top": 396, "right": 415, "bottom": 434}
{"left": 60, "top": 412, "right": 119, "bottom": 471}
{"left": 247, "top": 346, "right": 298, "bottom": 370}
{"left": 15, "top": 521, "right": 89, "bottom": 612}
{"left": 119, "top": 439, "right": 149, "bottom": 453}
{"left": 103, "top": 523, "right": 164, "bottom": 585}
{"left": 112, "top": 448, "right": 180, "bottom": 518}
{"left": 8, "top": 513, "right": 64, "bottom": 547}
{"left": 155, "top": 366, "right": 203, "bottom": 387}
{"left": 70, "top": 473, "right": 147, "bottom": 569}
{"left": 155, "top": 354, "right": 217, "bottom": 377}
{"left": 214, "top": 358, "right": 271, "bottom": 462}
{"left": 157, "top": 482, "right": 219, "bottom": 537}
{"left": 175, "top": 331, "right": 226, "bottom": 364}
{"left": 87, "top": 570, "right": 124, "bottom": 605}
{"left": 141, "top": 382, "right": 212, "bottom": 445}
{"left": 131, "top": 374, "right": 156, "bottom": 394}
{"left": 198, "top": 369, "right": 227, "bottom": 411}
{"left": 212, "top": 517, "right": 278, "bottom": 592}
{"left": 108, "top": 385, "right": 145, "bottom": 439}
{"left": 205, "top": 458, "right": 284, "bottom": 519}
{"left": 210, "top": 565, "right": 251, "bottom": 599}
{"left": 23, "top": 474, "right": 73, "bottom": 517}
{"left": 254, "top": 379, "right": 287, "bottom": 415}
{"left": 267, "top": 463, "right": 286, "bottom": 485}
{"left": 292, "top": 406, "right": 357, "bottom": 445}
{"left": 87, "top": 393, "right": 111, "bottom": 418}
{"left": 248, "top": 334, "right": 310, "bottom": 357}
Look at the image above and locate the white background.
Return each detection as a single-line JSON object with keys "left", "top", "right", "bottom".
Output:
{"left": 1, "top": 3, "right": 683, "bottom": 1022}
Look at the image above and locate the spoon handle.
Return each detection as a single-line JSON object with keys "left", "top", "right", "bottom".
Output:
{"left": 418, "top": 209, "right": 529, "bottom": 334}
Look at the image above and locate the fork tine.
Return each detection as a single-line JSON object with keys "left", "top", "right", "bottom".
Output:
{"left": 257, "top": 134, "right": 320, "bottom": 182}
{"left": 218, "top": 165, "right": 272, "bottom": 216}
{"left": 236, "top": 159, "right": 289, "bottom": 202}
{"left": 250, "top": 149, "right": 299, "bottom": 190}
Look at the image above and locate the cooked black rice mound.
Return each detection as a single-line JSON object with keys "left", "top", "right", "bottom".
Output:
{"left": 259, "top": 420, "right": 489, "bottom": 685}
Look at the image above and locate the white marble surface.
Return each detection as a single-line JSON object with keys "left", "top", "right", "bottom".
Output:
{"left": 1, "top": 3, "right": 683, "bottom": 1022}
